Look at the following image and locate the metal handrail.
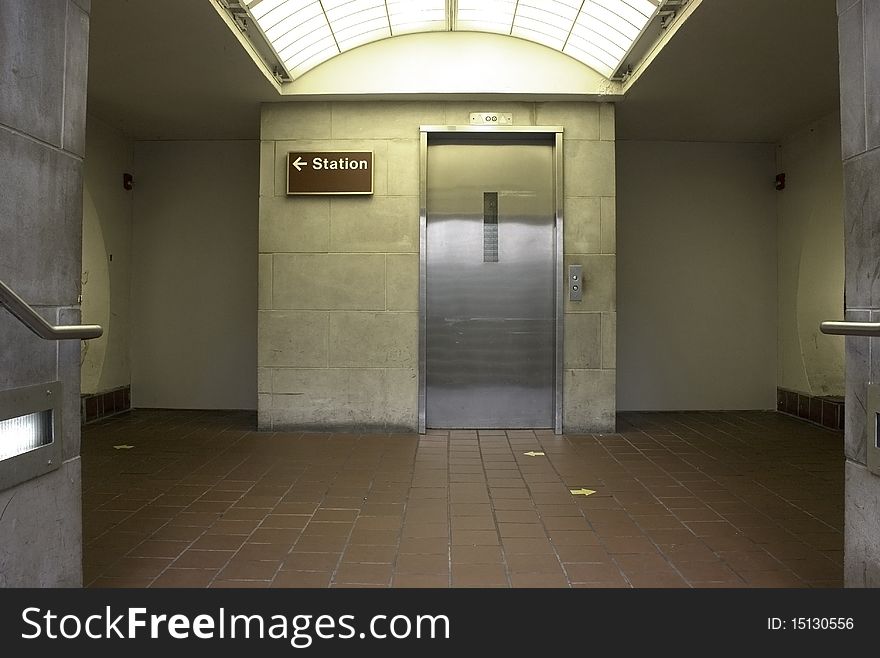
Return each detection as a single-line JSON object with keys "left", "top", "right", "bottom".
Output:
{"left": 820, "top": 321, "right": 880, "bottom": 337}
{"left": 0, "top": 279, "right": 102, "bottom": 340}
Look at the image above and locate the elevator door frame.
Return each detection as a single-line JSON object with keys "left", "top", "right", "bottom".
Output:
{"left": 419, "top": 125, "right": 565, "bottom": 435}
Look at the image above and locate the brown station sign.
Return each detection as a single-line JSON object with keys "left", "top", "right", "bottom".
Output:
{"left": 286, "top": 151, "right": 373, "bottom": 195}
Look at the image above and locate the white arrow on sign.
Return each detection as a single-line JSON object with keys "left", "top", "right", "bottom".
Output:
{"left": 291, "top": 156, "right": 308, "bottom": 172}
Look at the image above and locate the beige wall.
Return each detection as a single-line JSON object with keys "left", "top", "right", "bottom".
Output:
{"left": 617, "top": 140, "right": 778, "bottom": 411}
{"left": 776, "top": 113, "right": 845, "bottom": 397}
{"left": 259, "top": 101, "right": 616, "bottom": 432}
{"left": 131, "top": 140, "right": 259, "bottom": 410}
{"left": 81, "top": 115, "right": 134, "bottom": 394}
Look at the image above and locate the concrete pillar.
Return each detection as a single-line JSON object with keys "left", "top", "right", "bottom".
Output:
{"left": 837, "top": 0, "right": 880, "bottom": 586}
{"left": 0, "top": 0, "right": 90, "bottom": 586}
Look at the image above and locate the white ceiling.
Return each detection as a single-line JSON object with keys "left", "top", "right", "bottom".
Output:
{"left": 86, "top": 0, "right": 841, "bottom": 142}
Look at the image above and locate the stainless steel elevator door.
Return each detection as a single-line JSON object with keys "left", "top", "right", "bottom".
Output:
{"left": 425, "top": 138, "right": 556, "bottom": 429}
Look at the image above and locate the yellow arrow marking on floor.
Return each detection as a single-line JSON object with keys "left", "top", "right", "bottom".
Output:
{"left": 570, "top": 488, "right": 596, "bottom": 496}
{"left": 113, "top": 445, "right": 134, "bottom": 450}
{"left": 523, "top": 451, "right": 546, "bottom": 457}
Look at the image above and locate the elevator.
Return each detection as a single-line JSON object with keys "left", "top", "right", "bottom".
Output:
{"left": 419, "top": 127, "right": 564, "bottom": 433}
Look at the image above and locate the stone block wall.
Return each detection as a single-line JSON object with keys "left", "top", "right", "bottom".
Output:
{"left": 259, "top": 101, "right": 616, "bottom": 433}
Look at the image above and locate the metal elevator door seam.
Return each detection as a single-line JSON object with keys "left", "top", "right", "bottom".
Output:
{"left": 425, "top": 139, "right": 556, "bottom": 429}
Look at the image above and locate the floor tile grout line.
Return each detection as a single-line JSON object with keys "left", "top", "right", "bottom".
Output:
{"left": 89, "top": 421, "right": 253, "bottom": 585}
{"left": 661, "top": 417, "right": 829, "bottom": 588}
{"left": 541, "top": 430, "right": 638, "bottom": 588}
{"left": 523, "top": 430, "right": 573, "bottom": 587}
{"left": 82, "top": 410, "right": 844, "bottom": 589}
{"left": 388, "top": 432, "right": 421, "bottom": 588}
{"left": 178, "top": 435, "right": 289, "bottom": 588}
{"left": 618, "top": 417, "right": 754, "bottom": 587}
{"left": 618, "top": 416, "right": 808, "bottom": 587}
{"left": 443, "top": 431, "right": 453, "bottom": 588}
{"left": 485, "top": 432, "right": 512, "bottom": 588}
{"left": 209, "top": 456, "right": 301, "bottom": 588}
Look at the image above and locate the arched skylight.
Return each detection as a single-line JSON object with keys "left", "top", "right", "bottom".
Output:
{"left": 240, "top": 0, "right": 662, "bottom": 80}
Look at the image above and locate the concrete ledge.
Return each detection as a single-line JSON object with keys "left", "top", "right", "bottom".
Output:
{"left": 777, "top": 386, "right": 844, "bottom": 431}
{"left": 81, "top": 384, "right": 131, "bottom": 424}
{"left": 262, "top": 421, "right": 418, "bottom": 434}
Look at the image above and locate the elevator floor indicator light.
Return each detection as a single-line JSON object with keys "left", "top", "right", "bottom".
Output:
{"left": 470, "top": 112, "right": 513, "bottom": 125}
{"left": 287, "top": 151, "right": 374, "bottom": 195}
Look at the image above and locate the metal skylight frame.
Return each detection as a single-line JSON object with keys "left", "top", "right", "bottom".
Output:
{"left": 233, "top": 0, "right": 666, "bottom": 81}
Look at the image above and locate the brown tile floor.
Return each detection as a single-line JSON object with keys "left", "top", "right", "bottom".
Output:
{"left": 82, "top": 409, "right": 844, "bottom": 588}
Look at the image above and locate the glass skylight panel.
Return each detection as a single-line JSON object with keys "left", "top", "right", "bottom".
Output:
{"left": 567, "top": 24, "right": 622, "bottom": 73}
{"left": 613, "top": 0, "right": 659, "bottom": 22}
{"left": 288, "top": 41, "right": 340, "bottom": 78}
{"left": 265, "top": 10, "right": 321, "bottom": 45}
{"left": 386, "top": 0, "right": 447, "bottom": 35}
{"left": 277, "top": 26, "right": 337, "bottom": 70}
{"left": 275, "top": 17, "right": 336, "bottom": 65}
{"left": 582, "top": 2, "right": 640, "bottom": 44}
{"left": 563, "top": 0, "right": 658, "bottom": 76}
{"left": 272, "top": 11, "right": 331, "bottom": 55}
{"left": 510, "top": 26, "right": 560, "bottom": 49}
{"left": 327, "top": 6, "right": 386, "bottom": 31}
{"left": 321, "top": 0, "right": 390, "bottom": 51}
{"left": 567, "top": 50, "right": 614, "bottom": 77}
{"left": 328, "top": 17, "right": 386, "bottom": 36}
{"left": 455, "top": 0, "right": 658, "bottom": 77}
{"left": 567, "top": 22, "right": 626, "bottom": 63}
{"left": 242, "top": 0, "right": 660, "bottom": 80}
{"left": 335, "top": 23, "right": 392, "bottom": 51}
{"left": 254, "top": 1, "right": 315, "bottom": 40}
{"left": 517, "top": 2, "right": 580, "bottom": 31}
{"left": 322, "top": 0, "right": 387, "bottom": 32}
{"left": 332, "top": 16, "right": 389, "bottom": 37}
{"left": 594, "top": 0, "right": 653, "bottom": 30}
{"left": 248, "top": 0, "right": 296, "bottom": 22}
{"left": 564, "top": 39, "right": 619, "bottom": 77}
{"left": 321, "top": 0, "right": 380, "bottom": 11}
{"left": 457, "top": 0, "right": 517, "bottom": 34}
{"left": 512, "top": 2, "right": 579, "bottom": 49}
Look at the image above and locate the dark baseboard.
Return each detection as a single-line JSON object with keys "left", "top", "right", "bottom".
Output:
{"left": 777, "top": 387, "right": 844, "bottom": 432}
{"left": 81, "top": 385, "right": 131, "bottom": 424}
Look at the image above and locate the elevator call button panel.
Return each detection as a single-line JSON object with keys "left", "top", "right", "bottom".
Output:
{"left": 569, "top": 265, "right": 583, "bottom": 301}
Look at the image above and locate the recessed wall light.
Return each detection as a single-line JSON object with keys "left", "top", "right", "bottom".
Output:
{"left": 0, "top": 382, "right": 63, "bottom": 491}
